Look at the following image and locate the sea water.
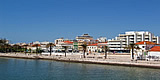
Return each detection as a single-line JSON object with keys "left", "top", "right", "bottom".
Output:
{"left": 0, "top": 57, "right": 160, "bottom": 80}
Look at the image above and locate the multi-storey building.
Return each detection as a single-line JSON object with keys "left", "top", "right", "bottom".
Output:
{"left": 76, "top": 34, "right": 93, "bottom": 41}
{"left": 97, "top": 37, "right": 107, "bottom": 42}
{"left": 108, "top": 31, "right": 160, "bottom": 53}
{"left": 75, "top": 34, "right": 92, "bottom": 52}
{"left": 54, "top": 38, "right": 73, "bottom": 52}
{"left": 55, "top": 38, "right": 65, "bottom": 45}
{"left": 108, "top": 39, "right": 125, "bottom": 52}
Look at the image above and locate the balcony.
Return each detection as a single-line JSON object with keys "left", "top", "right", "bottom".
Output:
{"left": 129, "top": 36, "right": 134, "bottom": 38}
{"left": 145, "top": 40, "right": 149, "bottom": 41}
{"left": 137, "top": 36, "right": 141, "bottom": 38}
{"left": 109, "top": 45, "right": 121, "bottom": 47}
{"left": 153, "top": 39, "right": 157, "bottom": 41}
{"left": 109, "top": 48, "right": 122, "bottom": 50}
{"left": 145, "top": 36, "right": 149, "bottom": 38}
{"left": 129, "top": 39, "right": 134, "bottom": 41}
{"left": 137, "top": 39, "right": 141, "bottom": 41}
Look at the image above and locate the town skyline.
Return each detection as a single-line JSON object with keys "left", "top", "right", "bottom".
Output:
{"left": 1, "top": 30, "right": 160, "bottom": 43}
{"left": 2, "top": 30, "right": 160, "bottom": 44}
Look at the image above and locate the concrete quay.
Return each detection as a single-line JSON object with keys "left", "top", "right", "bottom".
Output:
{"left": 1, "top": 53, "right": 160, "bottom": 69}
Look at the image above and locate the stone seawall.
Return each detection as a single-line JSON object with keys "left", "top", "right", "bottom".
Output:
{"left": 0, "top": 53, "right": 160, "bottom": 69}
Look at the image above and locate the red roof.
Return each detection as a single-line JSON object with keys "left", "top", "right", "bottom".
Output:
{"left": 32, "top": 44, "right": 41, "bottom": 47}
{"left": 64, "top": 41, "right": 73, "bottom": 44}
{"left": 149, "top": 46, "right": 160, "bottom": 52}
{"left": 88, "top": 43, "right": 98, "bottom": 46}
{"left": 136, "top": 41, "right": 156, "bottom": 45}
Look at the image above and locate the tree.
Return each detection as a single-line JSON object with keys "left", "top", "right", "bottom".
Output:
{"left": 62, "top": 46, "right": 68, "bottom": 57}
{"left": 32, "top": 44, "right": 40, "bottom": 55}
{"left": 104, "top": 46, "right": 109, "bottom": 59}
{"left": 29, "top": 48, "right": 31, "bottom": 53}
{"left": 124, "top": 43, "right": 140, "bottom": 59}
{"left": 46, "top": 43, "right": 55, "bottom": 56}
{"left": 23, "top": 44, "right": 28, "bottom": 55}
{"left": 80, "top": 42, "right": 87, "bottom": 58}
{"left": 0, "top": 39, "right": 8, "bottom": 45}
{"left": 0, "top": 39, "right": 9, "bottom": 53}
{"left": 13, "top": 44, "right": 19, "bottom": 54}
{"left": 4, "top": 44, "right": 10, "bottom": 53}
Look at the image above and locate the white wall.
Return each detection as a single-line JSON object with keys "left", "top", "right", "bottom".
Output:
{"left": 148, "top": 52, "right": 160, "bottom": 57}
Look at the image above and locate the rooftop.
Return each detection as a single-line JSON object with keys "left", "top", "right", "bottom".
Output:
{"left": 77, "top": 34, "right": 93, "bottom": 38}
{"left": 63, "top": 41, "right": 73, "bottom": 44}
{"left": 88, "top": 43, "right": 98, "bottom": 46}
{"left": 135, "top": 41, "right": 156, "bottom": 45}
{"left": 149, "top": 46, "right": 160, "bottom": 52}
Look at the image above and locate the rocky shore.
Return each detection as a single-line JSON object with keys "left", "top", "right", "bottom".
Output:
{"left": 1, "top": 53, "right": 160, "bottom": 69}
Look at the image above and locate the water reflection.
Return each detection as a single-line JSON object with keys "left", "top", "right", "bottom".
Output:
{"left": 0, "top": 57, "right": 160, "bottom": 80}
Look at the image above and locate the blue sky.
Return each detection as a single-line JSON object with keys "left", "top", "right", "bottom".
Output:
{"left": 0, "top": 0, "right": 160, "bottom": 43}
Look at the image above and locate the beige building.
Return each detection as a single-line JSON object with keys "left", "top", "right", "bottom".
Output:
{"left": 76, "top": 34, "right": 93, "bottom": 41}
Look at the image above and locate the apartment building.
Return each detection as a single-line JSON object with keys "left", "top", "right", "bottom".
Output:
{"left": 76, "top": 34, "right": 93, "bottom": 41}
{"left": 108, "top": 31, "right": 160, "bottom": 53}
{"left": 54, "top": 38, "right": 73, "bottom": 52}
{"left": 97, "top": 37, "right": 107, "bottom": 42}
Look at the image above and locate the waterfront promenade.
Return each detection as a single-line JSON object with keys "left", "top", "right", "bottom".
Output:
{"left": 1, "top": 53, "right": 160, "bottom": 69}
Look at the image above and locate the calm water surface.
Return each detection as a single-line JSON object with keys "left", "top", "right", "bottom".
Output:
{"left": 0, "top": 57, "right": 160, "bottom": 80}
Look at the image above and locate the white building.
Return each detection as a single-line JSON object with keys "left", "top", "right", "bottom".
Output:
{"left": 134, "top": 41, "right": 156, "bottom": 60}
{"left": 40, "top": 41, "right": 50, "bottom": 45}
{"left": 148, "top": 46, "right": 160, "bottom": 60}
{"left": 31, "top": 41, "right": 53, "bottom": 52}
{"left": 54, "top": 38, "right": 73, "bottom": 52}
{"left": 97, "top": 37, "right": 107, "bottom": 42}
{"left": 108, "top": 39, "right": 125, "bottom": 52}
{"left": 87, "top": 44, "right": 98, "bottom": 53}
{"left": 108, "top": 31, "right": 160, "bottom": 53}
{"left": 33, "top": 41, "right": 41, "bottom": 44}
{"left": 87, "top": 42, "right": 108, "bottom": 54}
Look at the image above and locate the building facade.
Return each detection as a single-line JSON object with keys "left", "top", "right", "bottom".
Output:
{"left": 87, "top": 43, "right": 98, "bottom": 54}
{"left": 76, "top": 34, "right": 93, "bottom": 41}
{"left": 54, "top": 38, "right": 74, "bottom": 52}
{"left": 108, "top": 31, "right": 160, "bottom": 53}
{"left": 97, "top": 37, "right": 107, "bottom": 42}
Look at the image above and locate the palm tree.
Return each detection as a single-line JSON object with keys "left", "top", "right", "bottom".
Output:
{"left": 4, "top": 44, "right": 10, "bottom": 53}
{"left": 80, "top": 42, "right": 87, "bottom": 58}
{"left": 124, "top": 43, "right": 140, "bottom": 59}
{"left": 13, "top": 44, "right": 19, "bottom": 54}
{"left": 23, "top": 44, "right": 28, "bottom": 55}
{"left": 0, "top": 39, "right": 8, "bottom": 53}
{"left": 32, "top": 44, "right": 40, "bottom": 55}
{"left": 0, "top": 39, "right": 7, "bottom": 45}
{"left": 46, "top": 43, "right": 55, "bottom": 56}
{"left": 104, "top": 46, "right": 109, "bottom": 59}
{"left": 29, "top": 48, "right": 31, "bottom": 53}
{"left": 62, "top": 46, "right": 68, "bottom": 57}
